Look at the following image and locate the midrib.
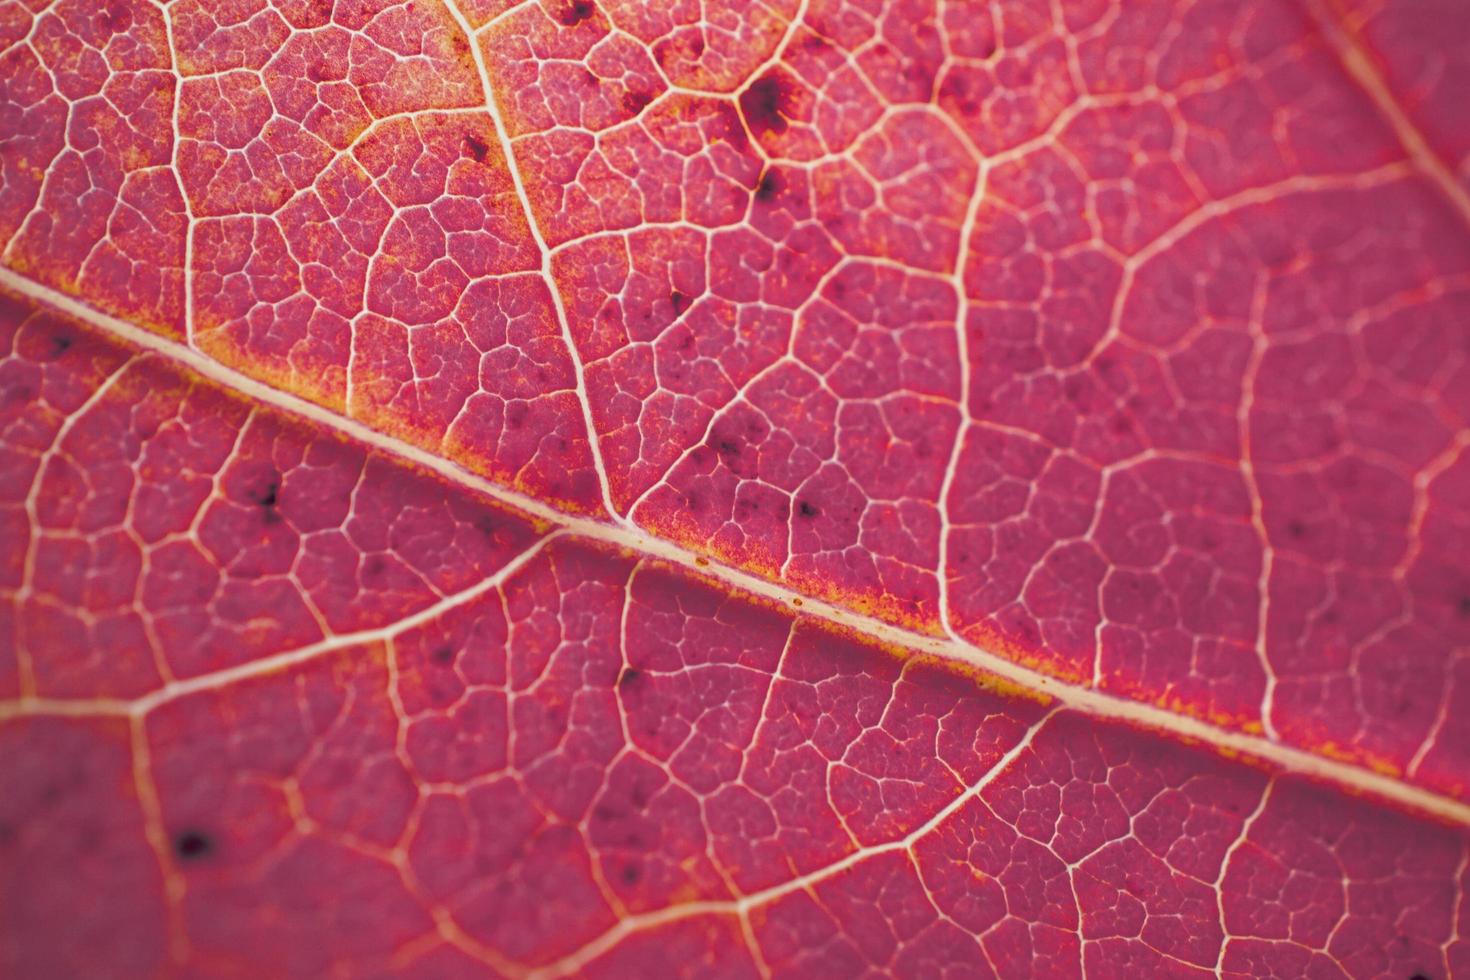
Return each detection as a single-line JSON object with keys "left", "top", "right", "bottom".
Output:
{"left": 3, "top": 265, "right": 1467, "bottom": 829}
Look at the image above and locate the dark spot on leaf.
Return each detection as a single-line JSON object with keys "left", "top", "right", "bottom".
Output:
{"left": 739, "top": 70, "right": 796, "bottom": 137}
{"left": 1408, "top": 974, "right": 1430, "bottom": 980}
{"left": 251, "top": 480, "right": 279, "bottom": 508}
{"left": 619, "top": 668, "right": 642, "bottom": 689}
{"left": 715, "top": 439, "right": 740, "bottom": 459}
{"left": 754, "top": 167, "right": 783, "bottom": 204}
{"left": 463, "top": 134, "right": 489, "bottom": 162}
{"left": 797, "top": 500, "right": 818, "bottom": 518}
{"left": 622, "top": 88, "right": 654, "bottom": 116}
{"left": 1, "top": 383, "right": 38, "bottom": 409}
{"left": 474, "top": 516, "right": 496, "bottom": 537}
{"left": 246, "top": 473, "right": 281, "bottom": 523}
{"left": 1286, "top": 519, "right": 1307, "bottom": 540}
{"left": 670, "top": 291, "right": 691, "bottom": 317}
{"left": 1457, "top": 595, "right": 1470, "bottom": 619}
{"left": 620, "top": 864, "right": 640, "bottom": 884}
{"left": 48, "top": 333, "right": 73, "bottom": 358}
{"left": 939, "top": 69, "right": 982, "bottom": 117}
{"left": 556, "top": 0, "right": 596, "bottom": 26}
{"left": 174, "top": 829, "right": 214, "bottom": 862}
{"left": 432, "top": 646, "right": 454, "bottom": 666}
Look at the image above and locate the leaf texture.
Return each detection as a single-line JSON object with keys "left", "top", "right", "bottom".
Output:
{"left": 1, "top": 0, "right": 1468, "bottom": 976}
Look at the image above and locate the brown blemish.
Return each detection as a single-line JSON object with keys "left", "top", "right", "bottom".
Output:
{"left": 173, "top": 829, "right": 215, "bottom": 863}
{"left": 739, "top": 70, "right": 798, "bottom": 138}
{"left": 463, "top": 134, "right": 489, "bottom": 162}
{"left": 556, "top": 0, "right": 596, "bottom": 27}
{"left": 753, "top": 166, "right": 782, "bottom": 204}
{"left": 622, "top": 88, "right": 655, "bottom": 116}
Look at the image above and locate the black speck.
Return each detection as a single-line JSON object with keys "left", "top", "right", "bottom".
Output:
{"left": 739, "top": 71, "right": 795, "bottom": 137}
{"left": 797, "top": 500, "right": 818, "bottom": 518}
{"left": 174, "top": 829, "right": 214, "bottom": 862}
{"left": 622, "top": 88, "right": 654, "bottom": 116}
{"left": 753, "top": 167, "right": 782, "bottom": 203}
{"left": 463, "top": 134, "right": 489, "bottom": 162}
{"left": 715, "top": 439, "right": 740, "bottom": 458}
{"left": 1285, "top": 519, "right": 1307, "bottom": 540}
{"left": 557, "top": 0, "right": 595, "bottom": 26}
{"left": 620, "top": 864, "right": 641, "bottom": 884}
{"left": 618, "top": 668, "right": 642, "bottom": 689}
{"left": 48, "top": 334, "right": 74, "bottom": 358}
{"left": 1457, "top": 596, "right": 1470, "bottom": 619}
{"left": 247, "top": 474, "right": 279, "bottom": 509}
{"left": 669, "top": 290, "right": 691, "bottom": 316}
{"left": 432, "top": 646, "right": 455, "bottom": 666}
{"left": 1408, "top": 974, "right": 1431, "bottom": 980}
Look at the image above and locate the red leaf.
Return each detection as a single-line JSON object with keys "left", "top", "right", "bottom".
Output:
{"left": 2, "top": 0, "right": 1468, "bottom": 976}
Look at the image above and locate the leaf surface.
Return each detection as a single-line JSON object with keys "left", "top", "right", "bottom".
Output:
{"left": 1, "top": 0, "right": 1468, "bottom": 976}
